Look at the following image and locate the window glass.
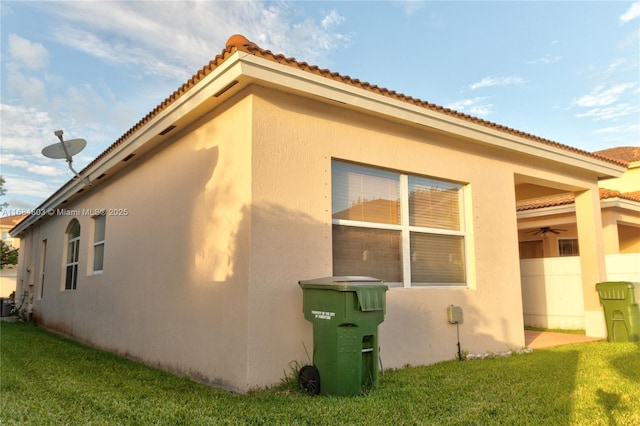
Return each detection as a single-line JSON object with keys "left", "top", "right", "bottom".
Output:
{"left": 69, "top": 220, "right": 80, "bottom": 238}
{"left": 409, "top": 177, "right": 461, "bottom": 230}
{"left": 332, "top": 161, "right": 467, "bottom": 287}
{"left": 332, "top": 225, "right": 402, "bottom": 283}
{"left": 332, "top": 162, "right": 400, "bottom": 225}
{"left": 94, "top": 214, "right": 106, "bottom": 242}
{"left": 93, "top": 244, "right": 104, "bottom": 271}
{"left": 410, "top": 233, "right": 466, "bottom": 285}
{"left": 558, "top": 239, "right": 579, "bottom": 256}
{"left": 65, "top": 220, "right": 80, "bottom": 290}
{"left": 93, "top": 214, "right": 106, "bottom": 272}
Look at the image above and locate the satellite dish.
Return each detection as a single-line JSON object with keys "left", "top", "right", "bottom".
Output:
{"left": 42, "top": 138, "right": 86, "bottom": 160}
{"left": 41, "top": 130, "right": 91, "bottom": 186}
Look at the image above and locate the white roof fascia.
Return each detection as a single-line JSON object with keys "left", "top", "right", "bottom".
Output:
{"left": 600, "top": 197, "right": 640, "bottom": 212}
{"left": 517, "top": 204, "right": 576, "bottom": 219}
{"left": 84, "top": 53, "right": 244, "bottom": 182}
{"left": 516, "top": 197, "right": 640, "bottom": 219}
{"left": 236, "top": 52, "right": 626, "bottom": 179}
{"left": 11, "top": 52, "right": 247, "bottom": 237}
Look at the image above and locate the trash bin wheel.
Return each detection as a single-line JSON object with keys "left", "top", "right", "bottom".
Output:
{"left": 298, "top": 365, "right": 320, "bottom": 395}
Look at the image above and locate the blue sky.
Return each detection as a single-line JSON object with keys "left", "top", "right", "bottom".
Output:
{"left": 1, "top": 1, "right": 639, "bottom": 213}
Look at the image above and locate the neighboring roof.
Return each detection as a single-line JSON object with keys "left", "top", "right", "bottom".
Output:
{"left": 594, "top": 146, "right": 640, "bottom": 165}
{"left": 82, "top": 34, "right": 625, "bottom": 174}
{"left": 0, "top": 214, "right": 27, "bottom": 228}
{"left": 516, "top": 188, "right": 640, "bottom": 212}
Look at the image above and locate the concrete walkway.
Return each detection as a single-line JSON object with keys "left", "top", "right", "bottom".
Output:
{"left": 525, "top": 330, "right": 603, "bottom": 349}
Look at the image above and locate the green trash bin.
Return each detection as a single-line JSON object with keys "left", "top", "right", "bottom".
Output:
{"left": 596, "top": 281, "right": 640, "bottom": 342}
{"left": 298, "top": 276, "right": 388, "bottom": 396}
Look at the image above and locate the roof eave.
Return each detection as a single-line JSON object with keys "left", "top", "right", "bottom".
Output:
{"left": 11, "top": 47, "right": 628, "bottom": 236}
{"left": 10, "top": 51, "right": 248, "bottom": 237}
{"left": 517, "top": 197, "right": 640, "bottom": 219}
{"left": 237, "top": 53, "right": 627, "bottom": 179}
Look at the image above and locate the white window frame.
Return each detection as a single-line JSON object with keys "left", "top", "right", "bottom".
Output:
{"left": 64, "top": 220, "right": 80, "bottom": 291}
{"left": 92, "top": 213, "right": 106, "bottom": 274}
{"left": 332, "top": 160, "right": 469, "bottom": 288}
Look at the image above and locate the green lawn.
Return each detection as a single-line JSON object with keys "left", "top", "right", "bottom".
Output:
{"left": 1, "top": 322, "right": 639, "bottom": 425}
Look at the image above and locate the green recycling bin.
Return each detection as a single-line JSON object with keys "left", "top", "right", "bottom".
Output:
{"left": 596, "top": 281, "right": 640, "bottom": 342}
{"left": 298, "top": 276, "right": 388, "bottom": 396}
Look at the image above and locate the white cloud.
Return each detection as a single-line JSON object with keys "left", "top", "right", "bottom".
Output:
{"left": 45, "top": 1, "right": 350, "bottom": 77}
{"left": 527, "top": 54, "right": 561, "bottom": 65}
{"left": 2, "top": 175, "right": 57, "bottom": 200}
{"left": 7, "top": 33, "right": 49, "bottom": 70}
{"left": 5, "top": 68, "right": 48, "bottom": 105}
{"left": 321, "top": 10, "right": 345, "bottom": 29}
{"left": 469, "top": 76, "right": 524, "bottom": 90}
{"left": 594, "top": 123, "right": 640, "bottom": 134}
{"left": 399, "top": 1, "right": 426, "bottom": 15}
{"left": 620, "top": 3, "right": 640, "bottom": 24}
{"left": 573, "top": 83, "right": 636, "bottom": 107}
{"left": 592, "top": 123, "right": 640, "bottom": 146}
{"left": 604, "top": 58, "right": 627, "bottom": 74}
{"left": 575, "top": 103, "right": 638, "bottom": 121}
{"left": 1, "top": 153, "right": 64, "bottom": 177}
{"left": 0, "top": 104, "right": 56, "bottom": 153}
{"left": 446, "top": 97, "right": 493, "bottom": 116}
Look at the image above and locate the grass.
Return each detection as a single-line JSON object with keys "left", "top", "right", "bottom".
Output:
{"left": 1, "top": 322, "right": 639, "bottom": 425}
{"left": 524, "top": 326, "right": 586, "bottom": 335}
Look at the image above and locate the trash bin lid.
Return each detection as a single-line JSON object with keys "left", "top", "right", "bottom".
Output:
{"left": 596, "top": 281, "right": 639, "bottom": 300}
{"left": 299, "top": 276, "right": 388, "bottom": 312}
{"left": 299, "top": 276, "right": 384, "bottom": 289}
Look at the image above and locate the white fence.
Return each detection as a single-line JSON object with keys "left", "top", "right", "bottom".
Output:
{"left": 520, "top": 253, "right": 640, "bottom": 330}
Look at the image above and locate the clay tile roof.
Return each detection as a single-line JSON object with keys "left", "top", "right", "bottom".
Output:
{"left": 603, "top": 189, "right": 640, "bottom": 203}
{"left": 0, "top": 214, "right": 27, "bottom": 227}
{"left": 516, "top": 194, "right": 576, "bottom": 211}
{"left": 81, "top": 34, "right": 626, "bottom": 176}
{"left": 516, "top": 188, "right": 640, "bottom": 211}
{"left": 593, "top": 146, "right": 640, "bottom": 165}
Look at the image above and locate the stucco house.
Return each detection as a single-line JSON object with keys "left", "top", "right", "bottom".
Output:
{"left": 1, "top": 214, "right": 26, "bottom": 298}
{"left": 516, "top": 146, "right": 639, "bottom": 329}
{"left": 11, "top": 35, "right": 627, "bottom": 392}
{"left": 517, "top": 146, "right": 640, "bottom": 258}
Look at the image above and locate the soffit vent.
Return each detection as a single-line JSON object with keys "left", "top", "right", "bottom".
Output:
{"left": 214, "top": 80, "right": 239, "bottom": 98}
{"left": 159, "top": 125, "right": 176, "bottom": 135}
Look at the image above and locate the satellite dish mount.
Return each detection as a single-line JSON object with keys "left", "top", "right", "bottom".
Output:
{"left": 42, "top": 130, "right": 91, "bottom": 186}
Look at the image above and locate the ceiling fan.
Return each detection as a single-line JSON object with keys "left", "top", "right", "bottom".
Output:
{"left": 526, "top": 226, "right": 567, "bottom": 236}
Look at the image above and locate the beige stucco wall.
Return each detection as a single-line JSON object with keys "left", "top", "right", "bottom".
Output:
{"left": 1, "top": 222, "right": 22, "bottom": 297}
{"left": 16, "top": 84, "right": 613, "bottom": 392}
{"left": 599, "top": 164, "right": 640, "bottom": 193}
{"left": 0, "top": 273, "right": 17, "bottom": 298}
{"left": 247, "top": 86, "right": 614, "bottom": 374}
{"left": 20, "top": 93, "right": 254, "bottom": 391}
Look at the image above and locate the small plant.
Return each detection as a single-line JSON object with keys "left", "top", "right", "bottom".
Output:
{"left": 277, "top": 360, "right": 303, "bottom": 393}
{"left": 9, "top": 291, "right": 29, "bottom": 322}
{"left": 277, "top": 341, "right": 314, "bottom": 394}
{"left": 458, "top": 349, "right": 469, "bottom": 361}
